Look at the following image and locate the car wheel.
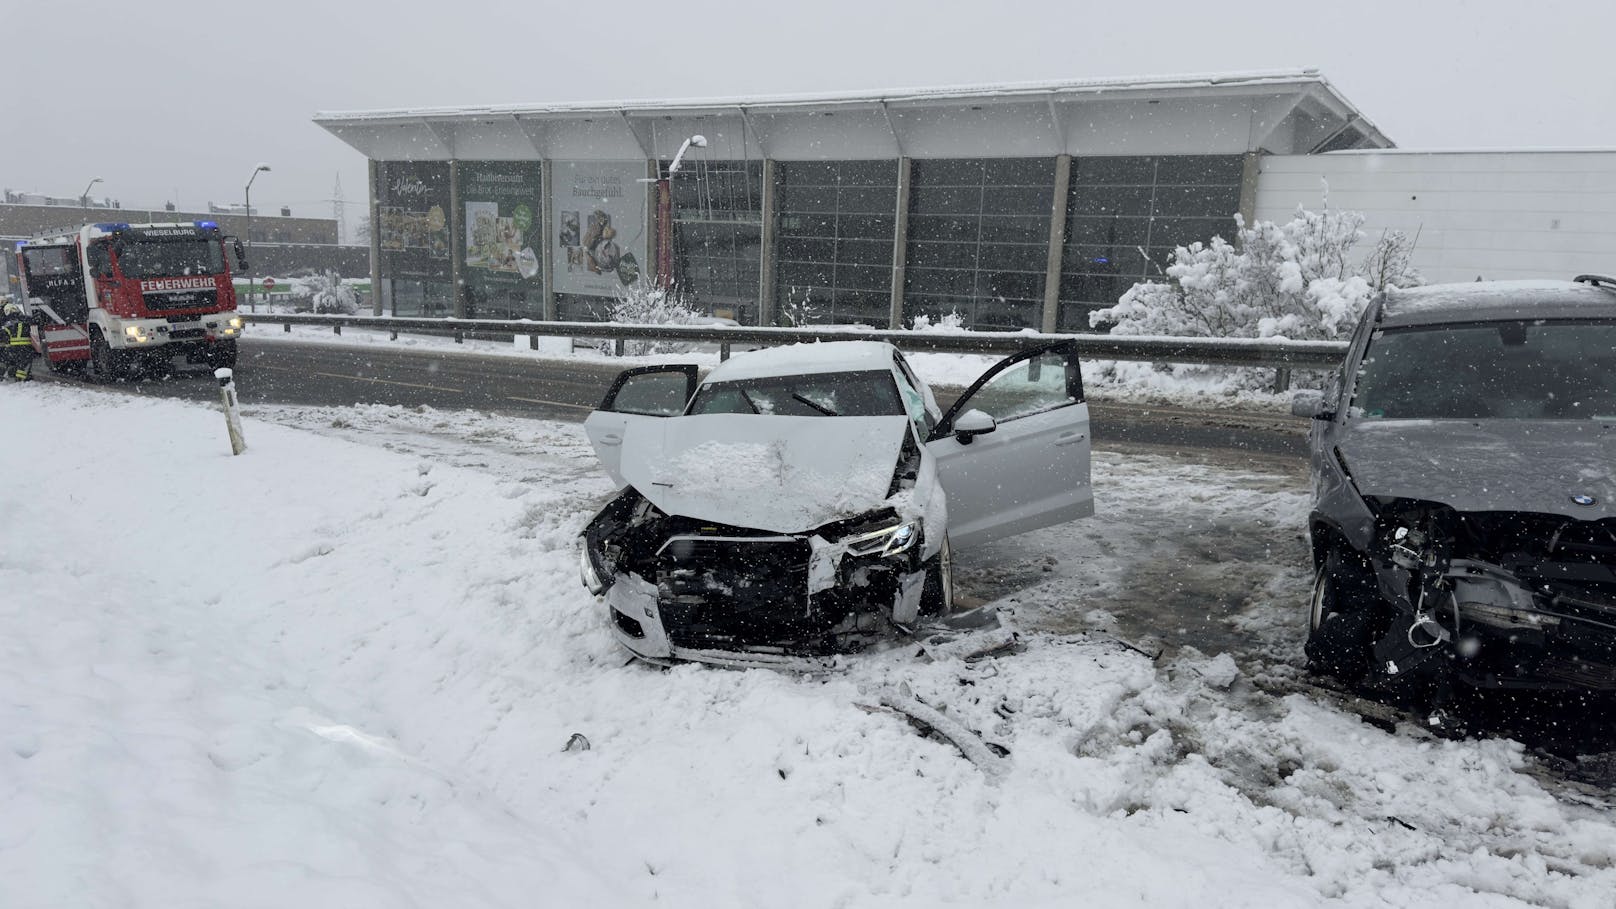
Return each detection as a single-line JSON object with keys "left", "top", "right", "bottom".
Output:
{"left": 1304, "top": 547, "right": 1379, "bottom": 683}
{"left": 90, "top": 329, "right": 129, "bottom": 381}
{"left": 920, "top": 535, "right": 954, "bottom": 617}
{"left": 208, "top": 340, "right": 238, "bottom": 370}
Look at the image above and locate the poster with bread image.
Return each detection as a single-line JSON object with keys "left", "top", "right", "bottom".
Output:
{"left": 552, "top": 161, "right": 648, "bottom": 296}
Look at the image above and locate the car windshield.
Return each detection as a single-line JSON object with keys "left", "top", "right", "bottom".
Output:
{"left": 1352, "top": 319, "right": 1616, "bottom": 420}
{"left": 688, "top": 369, "right": 904, "bottom": 417}
{"left": 117, "top": 239, "right": 225, "bottom": 278}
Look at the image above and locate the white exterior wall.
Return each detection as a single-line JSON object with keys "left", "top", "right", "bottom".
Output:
{"left": 1255, "top": 151, "right": 1616, "bottom": 284}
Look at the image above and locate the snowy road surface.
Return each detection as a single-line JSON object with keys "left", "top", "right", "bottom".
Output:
{"left": 4, "top": 385, "right": 1615, "bottom": 907}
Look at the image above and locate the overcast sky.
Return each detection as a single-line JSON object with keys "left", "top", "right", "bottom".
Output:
{"left": 4, "top": 0, "right": 1612, "bottom": 238}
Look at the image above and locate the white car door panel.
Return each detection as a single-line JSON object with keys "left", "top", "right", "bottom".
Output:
{"left": 925, "top": 344, "right": 1093, "bottom": 549}
{"left": 584, "top": 364, "right": 699, "bottom": 486}
{"left": 585, "top": 411, "right": 659, "bottom": 487}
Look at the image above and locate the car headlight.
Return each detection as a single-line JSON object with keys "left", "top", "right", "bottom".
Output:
{"left": 843, "top": 521, "right": 920, "bottom": 558}
{"left": 580, "top": 543, "right": 606, "bottom": 595}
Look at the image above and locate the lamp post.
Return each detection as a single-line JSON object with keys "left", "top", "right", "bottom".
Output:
{"left": 656, "top": 135, "right": 706, "bottom": 291}
{"left": 79, "top": 176, "right": 103, "bottom": 214}
{"left": 244, "top": 163, "right": 270, "bottom": 311}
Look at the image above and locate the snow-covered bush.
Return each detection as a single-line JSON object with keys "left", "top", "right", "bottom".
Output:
{"left": 290, "top": 271, "right": 359, "bottom": 315}
{"left": 1088, "top": 200, "right": 1422, "bottom": 394}
{"left": 597, "top": 280, "right": 702, "bottom": 355}
{"left": 779, "top": 289, "right": 821, "bottom": 327}
{"left": 1358, "top": 229, "right": 1424, "bottom": 293}
{"left": 910, "top": 310, "right": 966, "bottom": 333}
{"left": 1092, "top": 203, "right": 1420, "bottom": 343}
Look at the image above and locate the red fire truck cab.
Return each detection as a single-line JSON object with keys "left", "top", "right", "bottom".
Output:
{"left": 15, "top": 221, "right": 248, "bottom": 378}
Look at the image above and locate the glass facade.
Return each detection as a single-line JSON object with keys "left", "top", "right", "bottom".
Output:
{"left": 669, "top": 160, "right": 764, "bottom": 322}
{"left": 774, "top": 161, "right": 898, "bottom": 326}
{"left": 370, "top": 152, "right": 1248, "bottom": 329}
{"left": 904, "top": 158, "right": 1055, "bottom": 331}
{"left": 1058, "top": 155, "right": 1244, "bottom": 329}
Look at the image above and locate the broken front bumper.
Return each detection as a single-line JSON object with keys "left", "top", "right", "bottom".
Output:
{"left": 601, "top": 572, "right": 841, "bottom": 669}
{"left": 583, "top": 528, "right": 928, "bottom": 667}
{"left": 1439, "top": 560, "right": 1616, "bottom": 691}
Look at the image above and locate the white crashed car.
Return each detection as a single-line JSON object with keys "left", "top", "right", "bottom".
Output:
{"left": 579, "top": 340, "right": 1093, "bottom": 666}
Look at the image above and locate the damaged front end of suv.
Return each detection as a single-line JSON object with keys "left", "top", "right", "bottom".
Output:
{"left": 1317, "top": 500, "right": 1616, "bottom": 694}
{"left": 1301, "top": 284, "right": 1616, "bottom": 702}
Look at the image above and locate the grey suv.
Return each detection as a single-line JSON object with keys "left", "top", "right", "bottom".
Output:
{"left": 1295, "top": 275, "right": 1616, "bottom": 701}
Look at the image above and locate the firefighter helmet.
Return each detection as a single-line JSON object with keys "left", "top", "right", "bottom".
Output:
{"left": 2, "top": 301, "right": 24, "bottom": 317}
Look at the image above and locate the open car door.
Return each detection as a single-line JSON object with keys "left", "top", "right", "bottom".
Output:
{"left": 583, "top": 364, "right": 700, "bottom": 486}
{"left": 925, "top": 342, "right": 1092, "bottom": 549}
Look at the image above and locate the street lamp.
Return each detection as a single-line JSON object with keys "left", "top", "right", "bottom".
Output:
{"left": 80, "top": 176, "right": 103, "bottom": 214}
{"left": 656, "top": 135, "right": 706, "bottom": 291}
{"left": 244, "top": 163, "right": 270, "bottom": 311}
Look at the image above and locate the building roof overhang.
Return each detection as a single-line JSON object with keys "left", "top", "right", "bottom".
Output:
{"left": 316, "top": 68, "right": 1392, "bottom": 163}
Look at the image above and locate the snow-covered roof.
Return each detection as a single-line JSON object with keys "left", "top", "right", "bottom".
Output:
{"left": 314, "top": 69, "right": 1390, "bottom": 162}
{"left": 702, "top": 341, "right": 898, "bottom": 384}
{"left": 317, "top": 69, "right": 1346, "bottom": 121}
{"left": 1380, "top": 280, "right": 1616, "bottom": 327}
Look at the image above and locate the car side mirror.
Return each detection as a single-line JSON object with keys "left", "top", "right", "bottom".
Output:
{"left": 952, "top": 408, "right": 997, "bottom": 444}
{"left": 1291, "top": 390, "right": 1333, "bottom": 420}
{"left": 229, "top": 237, "right": 249, "bottom": 272}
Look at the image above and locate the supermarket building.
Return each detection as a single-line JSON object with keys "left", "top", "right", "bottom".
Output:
{"left": 316, "top": 69, "right": 1615, "bottom": 330}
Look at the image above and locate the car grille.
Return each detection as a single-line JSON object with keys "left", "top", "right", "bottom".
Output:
{"left": 655, "top": 535, "right": 815, "bottom": 647}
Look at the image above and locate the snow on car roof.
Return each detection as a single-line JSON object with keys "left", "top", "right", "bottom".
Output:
{"left": 702, "top": 341, "right": 898, "bottom": 384}
{"left": 1380, "top": 280, "right": 1616, "bottom": 327}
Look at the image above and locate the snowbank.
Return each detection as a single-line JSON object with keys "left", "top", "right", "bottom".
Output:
{"left": 3, "top": 386, "right": 1611, "bottom": 907}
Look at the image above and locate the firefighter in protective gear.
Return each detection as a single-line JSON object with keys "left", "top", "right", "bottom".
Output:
{"left": 2, "top": 301, "right": 42, "bottom": 381}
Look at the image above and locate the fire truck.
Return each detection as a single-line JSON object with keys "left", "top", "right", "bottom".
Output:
{"left": 14, "top": 221, "right": 248, "bottom": 378}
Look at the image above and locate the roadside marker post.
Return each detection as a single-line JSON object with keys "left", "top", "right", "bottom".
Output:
{"left": 215, "top": 367, "right": 248, "bottom": 456}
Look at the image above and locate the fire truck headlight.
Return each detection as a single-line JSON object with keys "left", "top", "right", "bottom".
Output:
{"left": 124, "top": 326, "right": 140, "bottom": 337}
{"left": 227, "top": 316, "right": 244, "bottom": 330}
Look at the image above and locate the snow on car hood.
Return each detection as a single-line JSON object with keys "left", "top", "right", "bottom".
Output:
{"left": 1338, "top": 419, "right": 1616, "bottom": 519}
{"left": 619, "top": 413, "right": 912, "bottom": 533}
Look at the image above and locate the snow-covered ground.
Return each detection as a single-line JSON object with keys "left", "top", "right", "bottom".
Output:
{"left": 5, "top": 385, "right": 1613, "bottom": 907}
{"left": 246, "top": 323, "right": 1296, "bottom": 412}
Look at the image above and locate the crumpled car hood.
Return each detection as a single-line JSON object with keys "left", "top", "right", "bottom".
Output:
{"left": 1338, "top": 419, "right": 1616, "bottom": 519}
{"left": 620, "top": 413, "right": 911, "bottom": 533}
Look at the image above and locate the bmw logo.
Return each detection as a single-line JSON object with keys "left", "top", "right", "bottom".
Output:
{"left": 1571, "top": 494, "right": 1598, "bottom": 507}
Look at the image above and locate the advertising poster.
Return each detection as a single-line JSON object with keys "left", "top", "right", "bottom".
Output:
{"left": 376, "top": 161, "right": 451, "bottom": 283}
{"left": 461, "top": 162, "right": 543, "bottom": 311}
{"left": 552, "top": 160, "right": 648, "bottom": 297}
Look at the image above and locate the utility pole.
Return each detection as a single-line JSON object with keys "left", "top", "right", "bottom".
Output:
{"left": 244, "top": 163, "right": 271, "bottom": 311}
{"left": 656, "top": 135, "right": 706, "bottom": 290}
{"left": 80, "top": 176, "right": 103, "bottom": 215}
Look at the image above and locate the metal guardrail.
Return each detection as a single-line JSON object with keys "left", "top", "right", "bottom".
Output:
{"left": 244, "top": 313, "right": 1348, "bottom": 390}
